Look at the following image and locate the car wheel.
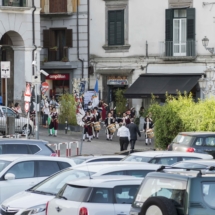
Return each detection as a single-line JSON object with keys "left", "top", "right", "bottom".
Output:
{"left": 140, "top": 197, "right": 177, "bottom": 215}
{"left": 22, "top": 124, "right": 32, "bottom": 135}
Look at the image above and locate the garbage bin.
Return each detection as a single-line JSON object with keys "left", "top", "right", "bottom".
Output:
{"left": 6, "top": 116, "right": 15, "bottom": 135}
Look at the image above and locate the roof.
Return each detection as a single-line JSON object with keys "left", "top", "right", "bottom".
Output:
{"left": 0, "top": 139, "right": 47, "bottom": 144}
{"left": 178, "top": 132, "right": 215, "bottom": 136}
{"left": 124, "top": 73, "right": 201, "bottom": 99}
{"left": 66, "top": 176, "right": 142, "bottom": 188}
{"left": 146, "top": 171, "right": 197, "bottom": 179}
{"left": 176, "top": 159, "right": 215, "bottom": 166}
{"left": 125, "top": 151, "right": 213, "bottom": 159}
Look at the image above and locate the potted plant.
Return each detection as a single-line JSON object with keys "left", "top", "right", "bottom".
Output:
{"left": 61, "top": 56, "right": 69, "bottom": 62}
{"left": 49, "top": 46, "right": 58, "bottom": 51}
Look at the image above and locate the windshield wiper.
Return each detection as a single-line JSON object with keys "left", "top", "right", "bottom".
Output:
{"left": 28, "top": 190, "right": 56, "bottom": 196}
{"left": 59, "top": 196, "right": 67, "bottom": 200}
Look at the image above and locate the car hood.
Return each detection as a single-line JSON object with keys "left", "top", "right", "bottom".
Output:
{"left": 2, "top": 191, "right": 54, "bottom": 209}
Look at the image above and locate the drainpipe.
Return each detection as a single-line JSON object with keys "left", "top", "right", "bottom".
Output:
{"left": 77, "top": 0, "right": 84, "bottom": 79}
{"left": 32, "top": 0, "right": 37, "bottom": 75}
{"left": 87, "top": 0, "right": 90, "bottom": 83}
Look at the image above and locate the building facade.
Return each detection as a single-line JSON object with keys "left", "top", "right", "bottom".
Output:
{"left": 40, "top": 0, "right": 89, "bottom": 98}
{"left": 90, "top": 0, "right": 215, "bottom": 113}
{"left": 0, "top": 0, "right": 40, "bottom": 106}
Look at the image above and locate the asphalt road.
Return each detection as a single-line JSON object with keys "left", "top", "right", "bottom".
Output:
{"left": 35, "top": 126, "right": 155, "bottom": 157}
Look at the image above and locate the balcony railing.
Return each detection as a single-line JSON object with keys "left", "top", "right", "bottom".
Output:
{"left": 159, "top": 40, "right": 196, "bottom": 58}
{"left": 2, "top": 0, "right": 27, "bottom": 7}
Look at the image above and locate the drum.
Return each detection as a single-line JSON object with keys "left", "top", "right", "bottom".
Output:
{"left": 94, "top": 122, "right": 101, "bottom": 131}
{"left": 108, "top": 124, "right": 116, "bottom": 134}
{"left": 146, "top": 129, "right": 154, "bottom": 138}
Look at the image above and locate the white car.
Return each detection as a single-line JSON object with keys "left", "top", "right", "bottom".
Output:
{"left": 1, "top": 162, "right": 159, "bottom": 215}
{"left": 122, "top": 151, "right": 213, "bottom": 165}
{"left": 0, "top": 154, "right": 75, "bottom": 203}
{"left": 47, "top": 176, "right": 142, "bottom": 215}
{"left": 0, "top": 106, "right": 34, "bottom": 135}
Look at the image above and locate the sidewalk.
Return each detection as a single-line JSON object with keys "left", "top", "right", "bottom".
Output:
{"left": 38, "top": 126, "right": 155, "bottom": 155}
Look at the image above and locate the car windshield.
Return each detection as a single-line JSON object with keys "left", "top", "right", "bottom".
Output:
{"left": 71, "top": 157, "right": 90, "bottom": 165}
{"left": 173, "top": 162, "right": 207, "bottom": 169}
{"left": 0, "top": 160, "right": 11, "bottom": 172}
{"left": 28, "top": 169, "right": 95, "bottom": 195}
{"left": 122, "top": 155, "right": 152, "bottom": 163}
{"left": 172, "top": 134, "right": 193, "bottom": 145}
{"left": 134, "top": 177, "right": 187, "bottom": 208}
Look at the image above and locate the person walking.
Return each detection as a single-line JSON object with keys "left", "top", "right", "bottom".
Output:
{"left": 127, "top": 118, "right": 141, "bottom": 153}
{"left": 143, "top": 117, "right": 153, "bottom": 145}
{"left": 49, "top": 107, "right": 58, "bottom": 137}
{"left": 117, "top": 123, "right": 130, "bottom": 151}
{"left": 42, "top": 98, "right": 49, "bottom": 128}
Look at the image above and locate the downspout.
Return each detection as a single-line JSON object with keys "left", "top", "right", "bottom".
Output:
{"left": 32, "top": 0, "right": 37, "bottom": 75}
{"left": 87, "top": 0, "right": 90, "bottom": 85}
{"left": 77, "top": 0, "right": 84, "bottom": 78}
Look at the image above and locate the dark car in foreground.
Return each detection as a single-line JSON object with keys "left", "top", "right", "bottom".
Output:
{"left": 168, "top": 132, "right": 215, "bottom": 157}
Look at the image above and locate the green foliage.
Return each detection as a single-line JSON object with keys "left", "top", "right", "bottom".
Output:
{"left": 149, "top": 93, "right": 215, "bottom": 150}
{"left": 115, "top": 89, "right": 127, "bottom": 117}
{"left": 58, "top": 94, "right": 77, "bottom": 126}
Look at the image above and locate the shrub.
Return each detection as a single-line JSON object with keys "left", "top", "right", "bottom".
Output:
{"left": 115, "top": 89, "right": 127, "bottom": 117}
{"left": 58, "top": 93, "right": 77, "bottom": 125}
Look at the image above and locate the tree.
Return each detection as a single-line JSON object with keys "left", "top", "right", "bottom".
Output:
{"left": 115, "top": 89, "right": 127, "bottom": 117}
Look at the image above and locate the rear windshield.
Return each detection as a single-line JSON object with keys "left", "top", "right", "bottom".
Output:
{"left": 122, "top": 155, "right": 151, "bottom": 163}
{"left": 71, "top": 157, "right": 89, "bottom": 165}
{"left": 0, "top": 160, "right": 11, "bottom": 172}
{"left": 133, "top": 177, "right": 187, "bottom": 208}
{"left": 28, "top": 169, "right": 95, "bottom": 195}
{"left": 172, "top": 135, "right": 193, "bottom": 145}
{"left": 58, "top": 185, "right": 91, "bottom": 202}
{"left": 173, "top": 162, "right": 207, "bottom": 169}
{"left": 45, "top": 144, "right": 55, "bottom": 153}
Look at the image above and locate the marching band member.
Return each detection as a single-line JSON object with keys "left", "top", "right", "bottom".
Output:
{"left": 122, "top": 112, "right": 131, "bottom": 125}
{"left": 105, "top": 112, "right": 115, "bottom": 141}
{"left": 91, "top": 107, "right": 101, "bottom": 139}
{"left": 83, "top": 111, "right": 93, "bottom": 142}
{"left": 49, "top": 107, "right": 58, "bottom": 137}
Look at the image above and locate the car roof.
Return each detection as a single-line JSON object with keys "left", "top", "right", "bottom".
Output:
{"left": 127, "top": 151, "right": 213, "bottom": 159}
{"left": 175, "top": 159, "right": 215, "bottom": 166}
{"left": 178, "top": 132, "right": 215, "bottom": 136}
{"left": 66, "top": 176, "right": 142, "bottom": 188}
{"left": 72, "top": 155, "right": 125, "bottom": 159}
{"left": 0, "top": 154, "right": 73, "bottom": 162}
{"left": 0, "top": 139, "right": 47, "bottom": 144}
{"left": 146, "top": 171, "right": 197, "bottom": 179}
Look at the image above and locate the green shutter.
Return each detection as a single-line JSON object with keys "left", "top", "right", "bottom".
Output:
{"left": 165, "top": 9, "right": 174, "bottom": 56}
{"left": 108, "top": 10, "right": 124, "bottom": 46}
{"left": 187, "top": 8, "right": 196, "bottom": 56}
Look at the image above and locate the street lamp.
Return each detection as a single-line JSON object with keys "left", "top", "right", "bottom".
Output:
{"left": 198, "top": 67, "right": 215, "bottom": 96}
{"left": 202, "top": 36, "right": 215, "bottom": 54}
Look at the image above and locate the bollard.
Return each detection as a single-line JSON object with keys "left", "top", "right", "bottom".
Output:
{"left": 65, "top": 118, "right": 68, "bottom": 134}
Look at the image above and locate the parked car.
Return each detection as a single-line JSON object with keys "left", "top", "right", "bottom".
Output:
{"left": 0, "top": 106, "right": 34, "bottom": 135}
{"left": 0, "top": 154, "right": 75, "bottom": 203}
{"left": 47, "top": 176, "right": 142, "bottom": 215}
{"left": 71, "top": 155, "right": 125, "bottom": 165}
{"left": 0, "top": 139, "right": 58, "bottom": 156}
{"left": 168, "top": 132, "right": 215, "bottom": 157}
{"left": 122, "top": 151, "right": 213, "bottom": 165}
{"left": 130, "top": 168, "right": 215, "bottom": 215}
{"left": 172, "top": 159, "right": 215, "bottom": 169}
{"left": 1, "top": 161, "right": 158, "bottom": 215}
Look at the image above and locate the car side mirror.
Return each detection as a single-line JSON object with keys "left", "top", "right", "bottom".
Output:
{"left": 4, "top": 173, "right": 15, "bottom": 180}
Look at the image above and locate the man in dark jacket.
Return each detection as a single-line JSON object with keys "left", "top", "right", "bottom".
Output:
{"left": 127, "top": 118, "right": 141, "bottom": 152}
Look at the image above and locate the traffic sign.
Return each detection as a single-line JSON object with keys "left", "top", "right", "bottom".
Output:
{"left": 24, "top": 83, "right": 32, "bottom": 102}
{"left": 25, "top": 102, "right": 30, "bottom": 113}
{"left": 1, "top": 62, "right": 10, "bottom": 78}
{"left": 41, "top": 82, "right": 49, "bottom": 95}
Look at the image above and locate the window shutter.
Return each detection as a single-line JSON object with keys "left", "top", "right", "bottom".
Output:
{"left": 43, "top": 30, "right": 50, "bottom": 48}
{"left": 165, "top": 9, "right": 174, "bottom": 56}
{"left": 116, "top": 10, "right": 124, "bottom": 45}
{"left": 108, "top": 11, "right": 116, "bottom": 45}
{"left": 49, "top": 30, "right": 56, "bottom": 48}
{"left": 66, "top": 29, "right": 73, "bottom": 47}
{"left": 187, "top": 8, "right": 195, "bottom": 56}
{"left": 50, "top": 0, "right": 67, "bottom": 13}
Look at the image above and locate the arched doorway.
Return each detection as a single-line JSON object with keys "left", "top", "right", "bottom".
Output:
{"left": 0, "top": 31, "right": 25, "bottom": 106}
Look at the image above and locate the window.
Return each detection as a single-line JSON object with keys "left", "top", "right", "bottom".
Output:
{"left": 205, "top": 137, "right": 215, "bottom": 147}
{"left": 5, "top": 144, "right": 29, "bottom": 154}
{"left": 0, "top": 160, "right": 11, "bottom": 172}
{"left": 49, "top": 0, "right": 67, "bottom": 13}
{"left": 181, "top": 157, "right": 201, "bottom": 161}
{"left": 3, "top": 0, "right": 27, "bottom": 7}
{"left": 37, "top": 161, "right": 60, "bottom": 177}
{"left": 108, "top": 10, "right": 124, "bottom": 46}
{"left": 2, "top": 108, "right": 16, "bottom": 117}
{"left": 89, "top": 188, "right": 113, "bottom": 203}
{"left": 127, "top": 170, "right": 152, "bottom": 178}
{"left": 43, "top": 29, "right": 73, "bottom": 61}
{"left": 104, "top": 171, "right": 125, "bottom": 176}
{"left": 87, "top": 158, "right": 107, "bottom": 163}
{"left": 122, "top": 155, "right": 152, "bottom": 163}
{"left": 194, "top": 138, "right": 204, "bottom": 146}
{"left": 165, "top": 8, "right": 195, "bottom": 57}
{"left": 114, "top": 185, "right": 139, "bottom": 204}
{"left": 172, "top": 134, "right": 193, "bottom": 146}
{"left": 7, "top": 161, "right": 34, "bottom": 179}
{"left": 28, "top": 145, "right": 40, "bottom": 154}
{"left": 202, "top": 182, "right": 215, "bottom": 208}
{"left": 58, "top": 162, "right": 71, "bottom": 170}
{"left": 149, "top": 157, "right": 178, "bottom": 165}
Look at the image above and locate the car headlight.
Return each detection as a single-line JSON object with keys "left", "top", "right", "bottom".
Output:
{"left": 21, "top": 205, "right": 46, "bottom": 215}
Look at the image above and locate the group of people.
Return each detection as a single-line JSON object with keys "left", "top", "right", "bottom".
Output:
{"left": 82, "top": 100, "right": 154, "bottom": 151}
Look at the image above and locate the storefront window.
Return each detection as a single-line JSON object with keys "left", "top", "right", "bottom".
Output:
{"left": 3, "top": 0, "right": 27, "bottom": 7}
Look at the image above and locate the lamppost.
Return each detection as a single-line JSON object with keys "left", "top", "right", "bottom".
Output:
{"left": 198, "top": 67, "right": 215, "bottom": 97}
{"left": 202, "top": 36, "right": 215, "bottom": 54}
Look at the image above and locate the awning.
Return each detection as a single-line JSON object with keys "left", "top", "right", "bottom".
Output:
{"left": 96, "top": 69, "right": 134, "bottom": 76}
{"left": 124, "top": 74, "right": 203, "bottom": 99}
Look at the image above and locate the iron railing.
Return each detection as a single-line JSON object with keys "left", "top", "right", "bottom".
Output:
{"left": 159, "top": 40, "right": 196, "bottom": 58}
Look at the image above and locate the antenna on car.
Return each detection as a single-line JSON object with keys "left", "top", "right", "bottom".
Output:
{"left": 85, "top": 163, "right": 92, "bottom": 180}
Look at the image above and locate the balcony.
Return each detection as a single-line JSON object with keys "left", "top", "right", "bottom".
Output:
{"left": 159, "top": 40, "right": 196, "bottom": 61}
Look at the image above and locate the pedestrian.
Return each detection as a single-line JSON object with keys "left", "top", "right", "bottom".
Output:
{"left": 139, "top": 106, "right": 145, "bottom": 131}
{"left": 105, "top": 112, "right": 115, "bottom": 141}
{"left": 48, "top": 106, "right": 54, "bottom": 135}
{"left": 127, "top": 118, "right": 141, "bottom": 153}
{"left": 117, "top": 123, "right": 130, "bottom": 151}
{"left": 49, "top": 107, "right": 58, "bottom": 137}
{"left": 14, "top": 103, "right": 22, "bottom": 114}
{"left": 42, "top": 98, "right": 49, "bottom": 128}
{"left": 143, "top": 117, "right": 153, "bottom": 145}
{"left": 101, "top": 100, "right": 108, "bottom": 121}
{"left": 130, "top": 107, "right": 136, "bottom": 119}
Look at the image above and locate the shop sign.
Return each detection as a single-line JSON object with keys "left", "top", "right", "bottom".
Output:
{"left": 46, "top": 74, "right": 69, "bottom": 80}
{"left": 107, "top": 76, "right": 128, "bottom": 85}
